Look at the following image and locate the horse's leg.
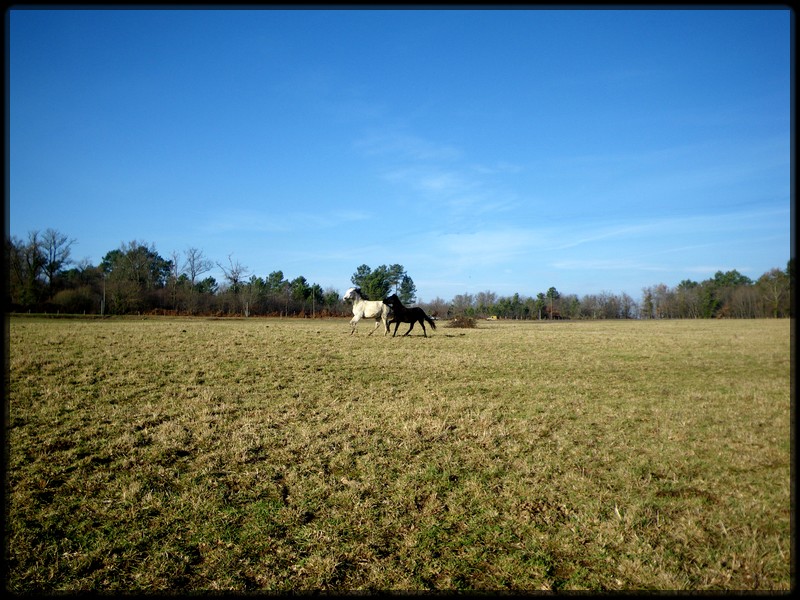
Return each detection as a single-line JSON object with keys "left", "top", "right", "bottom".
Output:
{"left": 368, "top": 318, "right": 380, "bottom": 336}
{"left": 349, "top": 316, "right": 359, "bottom": 335}
{"left": 420, "top": 319, "right": 427, "bottom": 337}
{"left": 393, "top": 321, "right": 400, "bottom": 337}
{"left": 404, "top": 321, "right": 414, "bottom": 336}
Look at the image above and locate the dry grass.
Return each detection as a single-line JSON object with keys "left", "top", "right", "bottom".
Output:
{"left": 5, "top": 316, "right": 792, "bottom": 591}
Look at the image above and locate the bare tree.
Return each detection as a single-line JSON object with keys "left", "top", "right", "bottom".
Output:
{"left": 619, "top": 292, "right": 637, "bottom": 319}
{"left": 451, "top": 293, "right": 474, "bottom": 317}
{"left": 475, "top": 290, "right": 497, "bottom": 317}
{"left": 217, "top": 254, "right": 249, "bottom": 295}
{"left": 167, "top": 250, "right": 183, "bottom": 312}
{"left": 730, "top": 285, "right": 760, "bottom": 318}
{"left": 6, "top": 232, "right": 46, "bottom": 305}
{"left": 185, "top": 247, "right": 213, "bottom": 286}
{"left": 757, "top": 268, "right": 790, "bottom": 318}
{"left": 581, "top": 294, "right": 600, "bottom": 319}
{"left": 41, "top": 228, "right": 76, "bottom": 295}
{"left": 419, "top": 296, "right": 449, "bottom": 319}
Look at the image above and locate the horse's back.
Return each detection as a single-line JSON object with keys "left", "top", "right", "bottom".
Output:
{"left": 360, "top": 299, "right": 389, "bottom": 319}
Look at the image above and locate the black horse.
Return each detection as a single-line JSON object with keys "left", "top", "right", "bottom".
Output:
{"left": 382, "top": 294, "right": 437, "bottom": 337}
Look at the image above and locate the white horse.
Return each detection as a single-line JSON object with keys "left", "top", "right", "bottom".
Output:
{"left": 343, "top": 287, "right": 392, "bottom": 336}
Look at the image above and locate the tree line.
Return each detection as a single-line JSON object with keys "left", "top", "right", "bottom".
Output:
{"left": 5, "top": 229, "right": 793, "bottom": 319}
{"left": 4, "top": 231, "right": 418, "bottom": 317}
{"left": 419, "top": 262, "right": 792, "bottom": 320}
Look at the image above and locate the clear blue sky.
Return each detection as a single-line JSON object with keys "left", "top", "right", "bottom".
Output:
{"left": 8, "top": 8, "right": 792, "bottom": 302}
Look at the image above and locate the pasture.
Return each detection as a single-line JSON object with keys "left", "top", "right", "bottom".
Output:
{"left": 5, "top": 316, "right": 791, "bottom": 591}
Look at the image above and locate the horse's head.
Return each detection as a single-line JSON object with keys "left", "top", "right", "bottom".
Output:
{"left": 383, "top": 293, "right": 400, "bottom": 307}
{"left": 343, "top": 287, "right": 361, "bottom": 301}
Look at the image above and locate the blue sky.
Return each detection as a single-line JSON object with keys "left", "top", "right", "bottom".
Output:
{"left": 8, "top": 8, "right": 792, "bottom": 302}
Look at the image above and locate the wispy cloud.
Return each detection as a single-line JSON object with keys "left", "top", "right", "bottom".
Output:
{"left": 469, "top": 161, "right": 524, "bottom": 175}
{"left": 412, "top": 203, "right": 787, "bottom": 273}
{"left": 549, "top": 206, "right": 789, "bottom": 250}
{"left": 551, "top": 258, "right": 662, "bottom": 271}
{"left": 354, "top": 132, "right": 462, "bottom": 162}
{"left": 201, "top": 209, "right": 289, "bottom": 234}
{"left": 383, "top": 166, "right": 474, "bottom": 196}
{"left": 550, "top": 258, "right": 746, "bottom": 275}
{"left": 200, "top": 208, "right": 372, "bottom": 235}
{"left": 531, "top": 136, "right": 790, "bottom": 213}
{"left": 432, "top": 228, "right": 541, "bottom": 267}
{"left": 356, "top": 129, "right": 524, "bottom": 218}
{"left": 551, "top": 223, "right": 654, "bottom": 251}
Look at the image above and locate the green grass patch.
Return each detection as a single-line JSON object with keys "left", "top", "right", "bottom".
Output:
{"left": 6, "top": 317, "right": 791, "bottom": 590}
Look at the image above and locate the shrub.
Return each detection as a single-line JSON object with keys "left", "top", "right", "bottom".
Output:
{"left": 51, "top": 286, "right": 96, "bottom": 314}
{"left": 447, "top": 315, "right": 477, "bottom": 328}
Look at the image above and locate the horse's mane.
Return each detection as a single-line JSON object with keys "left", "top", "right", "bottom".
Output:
{"left": 385, "top": 293, "right": 404, "bottom": 306}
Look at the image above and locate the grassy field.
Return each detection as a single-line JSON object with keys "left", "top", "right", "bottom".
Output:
{"left": 5, "top": 315, "right": 792, "bottom": 591}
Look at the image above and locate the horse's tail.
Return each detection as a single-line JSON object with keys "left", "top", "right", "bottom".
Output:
{"left": 424, "top": 313, "right": 437, "bottom": 330}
